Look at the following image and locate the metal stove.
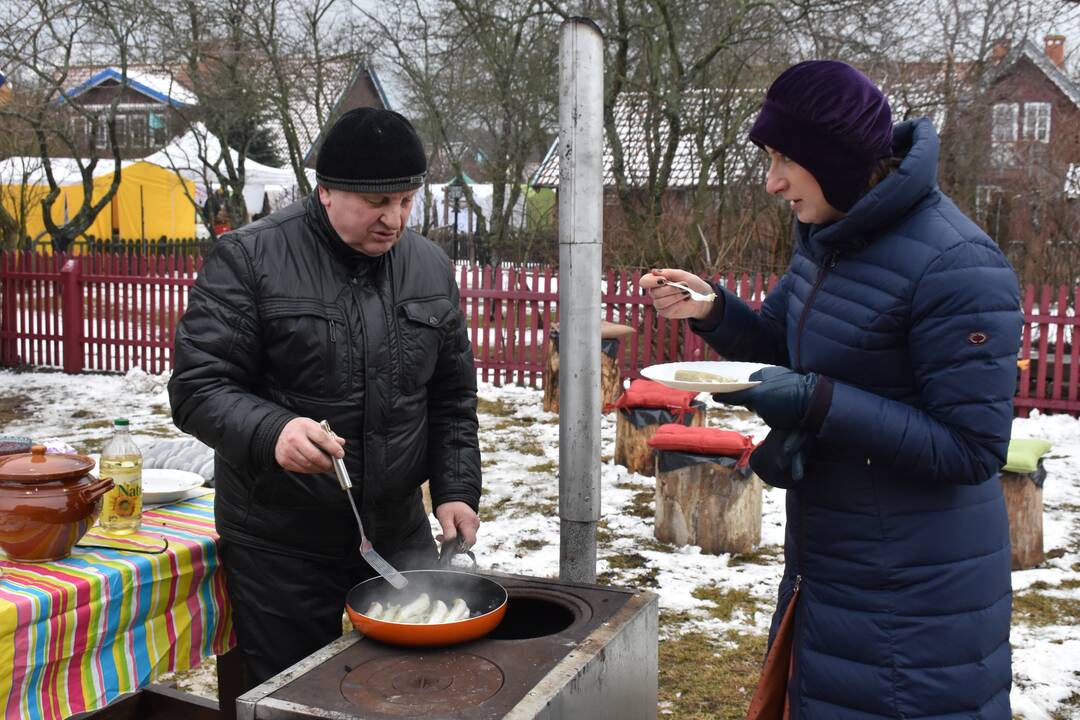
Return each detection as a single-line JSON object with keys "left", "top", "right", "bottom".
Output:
{"left": 236, "top": 573, "right": 658, "bottom": 719}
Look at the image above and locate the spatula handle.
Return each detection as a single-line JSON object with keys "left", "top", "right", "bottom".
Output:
{"left": 319, "top": 420, "right": 352, "bottom": 490}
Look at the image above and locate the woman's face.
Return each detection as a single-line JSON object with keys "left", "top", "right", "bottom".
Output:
{"left": 763, "top": 147, "right": 844, "bottom": 225}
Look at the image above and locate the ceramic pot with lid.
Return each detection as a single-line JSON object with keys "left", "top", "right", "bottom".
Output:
{"left": 0, "top": 445, "right": 114, "bottom": 562}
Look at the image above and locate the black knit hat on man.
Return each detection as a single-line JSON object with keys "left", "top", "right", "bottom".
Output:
{"left": 316, "top": 107, "right": 427, "bottom": 193}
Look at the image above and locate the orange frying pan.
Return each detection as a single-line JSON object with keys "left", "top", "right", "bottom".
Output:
{"left": 344, "top": 544, "right": 507, "bottom": 647}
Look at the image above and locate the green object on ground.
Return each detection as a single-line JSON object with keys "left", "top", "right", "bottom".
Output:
{"left": 1003, "top": 438, "right": 1053, "bottom": 474}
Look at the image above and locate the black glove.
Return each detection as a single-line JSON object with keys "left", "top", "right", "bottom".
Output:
{"left": 719, "top": 366, "right": 830, "bottom": 431}
{"left": 749, "top": 427, "right": 811, "bottom": 489}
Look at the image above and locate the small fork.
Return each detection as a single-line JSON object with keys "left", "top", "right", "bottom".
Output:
{"left": 663, "top": 280, "right": 716, "bottom": 303}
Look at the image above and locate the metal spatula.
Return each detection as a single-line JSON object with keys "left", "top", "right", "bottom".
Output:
{"left": 320, "top": 421, "right": 408, "bottom": 590}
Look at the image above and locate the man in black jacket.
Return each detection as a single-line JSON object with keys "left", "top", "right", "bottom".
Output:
{"left": 168, "top": 108, "right": 481, "bottom": 688}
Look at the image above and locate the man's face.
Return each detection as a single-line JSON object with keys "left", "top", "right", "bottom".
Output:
{"left": 317, "top": 186, "right": 418, "bottom": 256}
{"left": 763, "top": 146, "right": 844, "bottom": 225}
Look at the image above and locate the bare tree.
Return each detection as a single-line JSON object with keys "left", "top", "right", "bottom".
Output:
{"left": 251, "top": 0, "right": 374, "bottom": 195}
{"left": 148, "top": 0, "right": 273, "bottom": 235}
{"left": 0, "top": 0, "right": 143, "bottom": 251}
{"left": 361, "top": 0, "right": 561, "bottom": 265}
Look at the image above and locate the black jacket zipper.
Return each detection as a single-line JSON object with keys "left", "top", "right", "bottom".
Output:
{"left": 793, "top": 252, "right": 837, "bottom": 372}
{"left": 326, "top": 316, "right": 337, "bottom": 396}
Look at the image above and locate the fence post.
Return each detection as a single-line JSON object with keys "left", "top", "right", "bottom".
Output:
{"left": 0, "top": 252, "right": 14, "bottom": 365}
{"left": 61, "top": 258, "right": 84, "bottom": 374}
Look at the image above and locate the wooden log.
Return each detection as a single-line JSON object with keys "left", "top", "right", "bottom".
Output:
{"left": 1000, "top": 469, "right": 1044, "bottom": 570}
{"left": 601, "top": 350, "right": 623, "bottom": 410}
{"left": 655, "top": 461, "right": 761, "bottom": 554}
{"left": 614, "top": 407, "right": 705, "bottom": 476}
{"left": 542, "top": 336, "right": 623, "bottom": 414}
{"left": 542, "top": 336, "right": 559, "bottom": 413}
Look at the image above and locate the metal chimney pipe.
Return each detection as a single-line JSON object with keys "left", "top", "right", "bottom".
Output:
{"left": 557, "top": 17, "right": 604, "bottom": 584}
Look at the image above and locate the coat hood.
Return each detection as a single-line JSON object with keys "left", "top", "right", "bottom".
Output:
{"left": 799, "top": 117, "right": 940, "bottom": 259}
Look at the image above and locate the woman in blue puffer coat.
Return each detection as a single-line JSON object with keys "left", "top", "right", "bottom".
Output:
{"left": 643, "top": 61, "right": 1021, "bottom": 719}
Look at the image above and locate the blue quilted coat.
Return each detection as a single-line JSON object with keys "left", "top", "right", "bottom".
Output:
{"left": 694, "top": 119, "right": 1021, "bottom": 718}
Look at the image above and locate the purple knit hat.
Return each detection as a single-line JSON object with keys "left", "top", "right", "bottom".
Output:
{"left": 748, "top": 60, "right": 893, "bottom": 212}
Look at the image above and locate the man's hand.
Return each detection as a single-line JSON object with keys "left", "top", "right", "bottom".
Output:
{"left": 434, "top": 501, "right": 480, "bottom": 549}
{"left": 639, "top": 268, "right": 716, "bottom": 320}
{"left": 274, "top": 417, "right": 345, "bottom": 473}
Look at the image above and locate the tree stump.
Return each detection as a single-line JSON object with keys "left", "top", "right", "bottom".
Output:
{"left": 541, "top": 326, "right": 629, "bottom": 414}
{"left": 615, "top": 406, "right": 705, "bottom": 476}
{"left": 1001, "top": 468, "right": 1044, "bottom": 570}
{"left": 655, "top": 460, "right": 761, "bottom": 554}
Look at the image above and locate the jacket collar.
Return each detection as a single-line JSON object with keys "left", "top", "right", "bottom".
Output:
{"left": 797, "top": 118, "right": 940, "bottom": 261}
{"left": 303, "top": 193, "right": 387, "bottom": 275}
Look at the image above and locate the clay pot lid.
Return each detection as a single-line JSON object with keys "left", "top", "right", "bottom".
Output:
{"left": 0, "top": 445, "right": 96, "bottom": 484}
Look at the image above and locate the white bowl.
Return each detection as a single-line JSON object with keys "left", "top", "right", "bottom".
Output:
{"left": 141, "top": 468, "right": 206, "bottom": 505}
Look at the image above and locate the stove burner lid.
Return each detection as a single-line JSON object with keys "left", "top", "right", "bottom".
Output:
{"left": 340, "top": 653, "right": 504, "bottom": 716}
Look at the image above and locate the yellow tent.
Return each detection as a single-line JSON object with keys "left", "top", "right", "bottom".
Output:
{"left": 0, "top": 158, "right": 197, "bottom": 248}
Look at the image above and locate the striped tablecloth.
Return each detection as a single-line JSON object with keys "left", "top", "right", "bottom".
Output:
{"left": 0, "top": 493, "right": 234, "bottom": 719}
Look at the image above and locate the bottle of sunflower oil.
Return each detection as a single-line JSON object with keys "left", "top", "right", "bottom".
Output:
{"left": 98, "top": 418, "right": 143, "bottom": 535}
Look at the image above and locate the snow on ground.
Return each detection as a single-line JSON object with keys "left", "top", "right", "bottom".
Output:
{"left": 1, "top": 368, "right": 1079, "bottom": 717}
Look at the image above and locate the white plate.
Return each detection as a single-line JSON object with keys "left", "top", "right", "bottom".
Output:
{"left": 141, "top": 468, "right": 206, "bottom": 505}
{"left": 641, "top": 361, "right": 774, "bottom": 393}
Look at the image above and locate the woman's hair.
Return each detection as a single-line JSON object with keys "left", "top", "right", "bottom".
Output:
{"left": 868, "top": 156, "right": 902, "bottom": 189}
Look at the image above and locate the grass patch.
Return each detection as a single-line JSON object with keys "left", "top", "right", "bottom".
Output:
{"left": 626, "top": 490, "right": 654, "bottom": 518}
{"left": 506, "top": 435, "right": 545, "bottom": 456}
{"left": 597, "top": 520, "right": 615, "bottom": 545}
{"left": 631, "top": 567, "right": 661, "bottom": 588}
{"left": 639, "top": 536, "right": 676, "bottom": 553}
{"left": 509, "top": 498, "right": 557, "bottom": 518}
{"left": 494, "top": 416, "right": 539, "bottom": 431}
{"left": 77, "top": 418, "right": 116, "bottom": 431}
{"left": 598, "top": 566, "right": 660, "bottom": 589}
{"left": 0, "top": 392, "right": 34, "bottom": 426}
{"left": 1012, "top": 589, "right": 1080, "bottom": 627}
{"left": 605, "top": 551, "right": 648, "bottom": 570}
{"left": 1046, "top": 547, "right": 1067, "bottom": 560}
{"left": 659, "top": 630, "right": 765, "bottom": 719}
{"left": 729, "top": 545, "right": 783, "bottom": 566}
{"left": 660, "top": 609, "right": 694, "bottom": 627}
{"left": 69, "top": 408, "right": 93, "bottom": 419}
{"left": 527, "top": 460, "right": 558, "bottom": 474}
{"left": 614, "top": 480, "right": 650, "bottom": 491}
{"left": 691, "top": 585, "right": 762, "bottom": 623}
{"left": 516, "top": 538, "right": 546, "bottom": 552}
{"left": 1052, "top": 692, "right": 1080, "bottom": 720}
{"left": 477, "top": 398, "right": 515, "bottom": 417}
{"left": 141, "top": 426, "right": 181, "bottom": 437}
{"left": 479, "top": 496, "right": 511, "bottom": 522}
{"left": 599, "top": 553, "right": 659, "bottom": 588}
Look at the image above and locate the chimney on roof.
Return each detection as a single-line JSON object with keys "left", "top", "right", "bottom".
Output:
{"left": 1045, "top": 34, "right": 1066, "bottom": 69}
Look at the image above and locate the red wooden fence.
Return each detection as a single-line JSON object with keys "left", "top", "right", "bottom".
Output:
{"left": 0, "top": 250, "right": 1072, "bottom": 416}
{"left": 1, "top": 251, "right": 201, "bottom": 376}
